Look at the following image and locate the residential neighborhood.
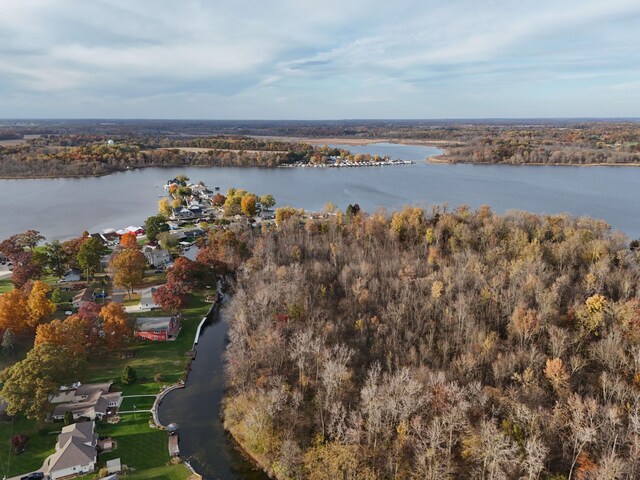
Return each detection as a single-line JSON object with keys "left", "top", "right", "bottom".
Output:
{"left": 0, "top": 179, "right": 274, "bottom": 480}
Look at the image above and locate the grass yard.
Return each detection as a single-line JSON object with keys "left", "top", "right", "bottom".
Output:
{"left": 0, "top": 416, "right": 59, "bottom": 478}
{"left": 85, "top": 292, "right": 211, "bottom": 395}
{"left": 97, "top": 415, "right": 169, "bottom": 470}
{"left": 120, "top": 396, "right": 156, "bottom": 412}
{"left": 79, "top": 416, "right": 190, "bottom": 480}
{"left": 0, "top": 278, "right": 13, "bottom": 294}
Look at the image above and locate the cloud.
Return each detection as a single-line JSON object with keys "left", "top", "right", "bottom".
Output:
{"left": 0, "top": 0, "right": 639, "bottom": 118}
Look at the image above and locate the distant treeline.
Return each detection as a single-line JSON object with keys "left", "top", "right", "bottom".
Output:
{"left": 2, "top": 120, "right": 640, "bottom": 172}
{"left": 0, "top": 134, "right": 392, "bottom": 177}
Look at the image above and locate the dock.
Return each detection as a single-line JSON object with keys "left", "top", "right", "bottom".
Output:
{"left": 168, "top": 434, "right": 180, "bottom": 456}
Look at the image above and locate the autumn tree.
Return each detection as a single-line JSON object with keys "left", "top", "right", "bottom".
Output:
{"left": 11, "top": 251, "right": 43, "bottom": 288}
{"left": 0, "top": 290, "right": 29, "bottom": 332}
{"left": 158, "top": 197, "right": 172, "bottom": 217}
{"left": 212, "top": 193, "right": 226, "bottom": 207}
{"left": 275, "top": 207, "right": 302, "bottom": 226}
{"left": 35, "top": 315, "right": 88, "bottom": 359}
{"left": 100, "top": 302, "right": 132, "bottom": 351}
{"left": 119, "top": 232, "right": 138, "bottom": 249}
{"left": 260, "top": 194, "right": 276, "bottom": 210}
{"left": 26, "top": 280, "right": 56, "bottom": 329}
{"left": 11, "top": 433, "right": 28, "bottom": 454}
{"left": 152, "top": 282, "right": 187, "bottom": 313}
{"left": 110, "top": 248, "right": 146, "bottom": 299}
{"left": 241, "top": 194, "right": 258, "bottom": 217}
{"left": 166, "top": 256, "right": 211, "bottom": 291}
{"left": 0, "top": 343, "right": 83, "bottom": 419}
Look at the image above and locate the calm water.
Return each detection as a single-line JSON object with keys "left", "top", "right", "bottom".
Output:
{"left": 158, "top": 303, "right": 268, "bottom": 480}
{"left": 1, "top": 142, "right": 640, "bottom": 240}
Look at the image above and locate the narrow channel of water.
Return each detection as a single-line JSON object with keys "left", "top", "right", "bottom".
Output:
{"left": 158, "top": 303, "right": 268, "bottom": 480}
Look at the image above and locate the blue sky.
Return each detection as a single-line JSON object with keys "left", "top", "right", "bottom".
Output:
{"left": 1, "top": 0, "right": 639, "bottom": 119}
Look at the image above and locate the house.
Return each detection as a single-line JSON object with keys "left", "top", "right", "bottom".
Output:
{"left": 134, "top": 316, "right": 181, "bottom": 341}
{"left": 101, "top": 231, "right": 120, "bottom": 246}
{"left": 60, "top": 269, "right": 82, "bottom": 283}
{"left": 172, "top": 208, "right": 195, "bottom": 220}
{"left": 139, "top": 286, "right": 161, "bottom": 311}
{"left": 44, "top": 421, "right": 97, "bottom": 480}
{"left": 90, "top": 233, "right": 108, "bottom": 246}
{"left": 142, "top": 245, "right": 171, "bottom": 268}
{"left": 125, "top": 226, "right": 145, "bottom": 236}
{"left": 51, "top": 382, "right": 122, "bottom": 421}
{"left": 72, "top": 288, "right": 93, "bottom": 309}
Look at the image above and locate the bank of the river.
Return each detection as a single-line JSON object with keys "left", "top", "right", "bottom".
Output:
{"left": 158, "top": 295, "right": 269, "bottom": 480}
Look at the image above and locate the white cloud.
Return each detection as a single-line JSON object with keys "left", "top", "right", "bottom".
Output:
{"left": 0, "top": 0, "right": 639, "bottom": 117}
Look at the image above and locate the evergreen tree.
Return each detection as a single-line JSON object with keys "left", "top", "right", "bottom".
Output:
{"left": 63, "top": 410, "right": 74, "bottom": 426}
{"left": 121, "top": 365, "right": 137, "bottom": 385}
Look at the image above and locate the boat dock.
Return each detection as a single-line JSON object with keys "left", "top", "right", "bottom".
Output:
{"left": 169, "top": 434, "right": 180, "bottom": 456}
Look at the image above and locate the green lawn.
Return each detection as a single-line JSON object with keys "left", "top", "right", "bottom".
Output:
{"left": 120, "top": 396, "right": 156, "bottom": 412}
{"left": 0, "top": 278, "right": 13, "bottom": 294}
{"left": 0, "top": 416, "right": 59, "bottom": 478}
{"left": 85, "top": 292, "right": 211, "bottom": 395}
{"left": 96, "top": 415, "right": 170, "bottom": 471}
{"left": 117, "top": 464, "right": 191, "bottom": 480}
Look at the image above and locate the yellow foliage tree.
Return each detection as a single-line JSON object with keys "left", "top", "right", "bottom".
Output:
{"left": 158, "top": 197, "right": 172, "bottom": 217}
{"left": 27, "top": 281, "right": 56, "bottom": 329}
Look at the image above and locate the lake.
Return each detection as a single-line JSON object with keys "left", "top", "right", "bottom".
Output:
{"left": 1, "top": 142, "right": 640, "bottom": 240}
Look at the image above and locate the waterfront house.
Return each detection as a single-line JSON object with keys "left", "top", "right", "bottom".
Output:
{"left": 72, "top": 288, "right": 93, "bottom": 309}
{"left": 134, "top": 316, "right": 181, "bottom": 341}
{"left": 172, "top": 208, "right": 196, "bottom": 219}
{"left": 51, "top": 382, "right": 122, "bottom": 421}
{"left": 139, "top": 286, "right": 161, "bottom": 311}
{"left": 44, "top": 421, "right": 97, "bottom": 480}
{"left": 142, "top": 245, "right": 171, "bottom": 268}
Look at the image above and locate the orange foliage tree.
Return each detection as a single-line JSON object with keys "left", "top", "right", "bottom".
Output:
{"left": 100, "top": 302, "right": 133, "bottom": 351}
{"left": 119, "top": 232, "right": 138, "bottom": 249}
{"left": 0, "top": 290, "right": 29, "bottom": 332}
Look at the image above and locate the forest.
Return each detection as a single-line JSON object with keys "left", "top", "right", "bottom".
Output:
{"left": 223, "top": 205, "right": 640, "bottom": 479}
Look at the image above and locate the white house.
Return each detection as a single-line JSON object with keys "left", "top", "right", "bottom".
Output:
{"left": 60, "top": 270, "right": 82, "bottom": 283}
{"left": 139, "top": 286, "right": 161, "bottom": 311}
{"left": 44, "top": 421, "right": 97, "bottom": 480}
{"left": 142, "top": 246, "right": 171, "bottom": 268}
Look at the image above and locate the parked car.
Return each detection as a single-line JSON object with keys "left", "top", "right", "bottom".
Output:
{"left": 93, "top": 291, "right": 107, "bottom": 299}
{"left": 21, "top": 472, "right": 45, "bottom": 480}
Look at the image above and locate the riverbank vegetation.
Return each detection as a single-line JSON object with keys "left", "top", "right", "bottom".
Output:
{"left": 0, "top": 133, "right": 391, "bottom": 178}
{"left": 2, "top": 119, "right": 639, "bottom": 175}
{"left": 224, "top": 205, "right": 640, "bottom": 479}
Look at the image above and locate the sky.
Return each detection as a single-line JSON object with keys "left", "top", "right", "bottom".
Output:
{"left": 1, "top": 0, "right": 639, "bottom": 119}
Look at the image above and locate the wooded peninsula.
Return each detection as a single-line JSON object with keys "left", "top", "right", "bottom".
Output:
{"left": 223, "top": 205, "right": 640, "bottom": 479}
{"left": 1, "top": 119, "right": 639, "bottom": 177}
